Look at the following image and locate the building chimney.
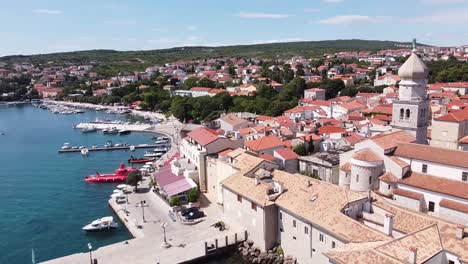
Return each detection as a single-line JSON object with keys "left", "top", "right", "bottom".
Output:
{"left": 456, "top": 224, "right": 465, "bottom": 240}
{"left": 384, "top": 213, "right": 394, "bottom": 236}
{"left": 408, "top": 246, "right": 417, "bottom": 264}
{"left": 254, "top": 176, "right": 260, "bottom": 186}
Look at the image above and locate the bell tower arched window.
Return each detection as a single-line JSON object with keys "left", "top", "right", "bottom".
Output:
{"left": 406, "top": 109, "right": 410, "bottom": 119}
{"left": 400, "top": 108, "right": 404, "bottom": 119}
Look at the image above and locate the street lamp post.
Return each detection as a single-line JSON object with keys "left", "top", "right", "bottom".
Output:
{"left": 87, "top": 243, "right": 93, "bottom": 264}
{"left": 160, "top": 222, "right": 170, "bottom": 248}
{"left": 140, "top": 200, "right": 146, "bottom": 222}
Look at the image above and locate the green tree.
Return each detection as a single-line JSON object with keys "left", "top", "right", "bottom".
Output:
{"left": 169, "top": 196, "right": 180, "bottom": 206}
{"left": 126, "top": 171, "right": 143, "bottom": 192}
{"left": 184, "top": 77, "right": 199, "bottom": 90}
{"left": 293, "top": 143, "right": 307, "bottom": 156}
{"left": 197, "top": 77, "right": 216, "bottom": 88}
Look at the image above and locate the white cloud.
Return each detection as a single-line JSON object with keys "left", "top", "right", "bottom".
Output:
{"left": 317, "top": 15, "right": 387, "bottom": 25}
{"left": 321, "top": 0, "right": 344, "bottom": 3}
{"left": 238, "top": 12, "right": 289, "bottom": 19}
{"left": 32, "top": 9, "right": 63, "bottom": 14}
{"left": 252, "top": 38, "right": 304, "bottom": 44}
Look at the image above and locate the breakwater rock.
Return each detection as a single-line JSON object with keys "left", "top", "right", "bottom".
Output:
{"left": 238, "top": 240, "right": 297, "bottom": 264}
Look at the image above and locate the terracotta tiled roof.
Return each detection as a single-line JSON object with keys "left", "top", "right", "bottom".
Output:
{"left": 190, "top": 87, "right": 212, "bottom": 92}
{"left": 273, "top": 172, "right": 390, "bottom": 243}
{"left": 274, "top": 148, "right": 299, "bottom": 160}
{"left": 394, "top": 142, "right": 468, "bottom": 168}
{"left": 434, "top": 108, "right": 468, "bottom": 122}
{"left": 379, "top": 172, "right": 399, "bottom": 183}
{"left": 352, "top": 148, "right": 382, "bottom": 162}
{"left": 219, "top": 113, "right": 250, "bottom": 126}
{"left": 259, "top": 153, "right": 276, "bottom": 162}
{"left": 326, "top": 225, "right": 443, "bottom": 264}
{"left": 340, "top": 162, "right": 351, "bottom": 171}
{"left": 370, "top": 131, "right": 416, "bottom": 151}
{"left": 388, "top": 156, "right": 409, "bottom": 168}
{"left": 393, "top": 188, "right": 423, "bottom": 200}
{"left": 439, "top": 199, "right": 468, "bottom": 214}
{"left": 372, "top": 196, "right": 468, "bottom": 262}
{"left": 255, "top": 115, "right": 272, "bottom": 121}
{"left": 217, "top": 149, "right": 233, "bottom": 157}
{"left": 186, "top": 127, "right": 219, "bottom": 146}
{"left": 244, "top": 136, "right": 286, "bottom": 152}
{"left": 318, "top": 125, "right": 345, "bottom": 135}
{"left": 399, "top": 172, "right": 468, "bottom": 200}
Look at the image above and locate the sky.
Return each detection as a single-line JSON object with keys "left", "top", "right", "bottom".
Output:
{"left": 1, "top": 0, "right": 468, "bottom": 56}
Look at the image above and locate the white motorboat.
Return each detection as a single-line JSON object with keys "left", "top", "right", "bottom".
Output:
{"left": 153, "top": 147, "right": 169, "bottom": 153}
{"left": 144, "top": 151, "right": 163, "bottom": 158}
{"left": 82, "top": 126, "right": 97, "bottom": 133}
{"left": 82, "top": 216, "right": 118, "bottom": 232}
{"left": 118, "top": 129, "right": 131, "bottom": 135}
{"left": 61, "top": 143, "right": 71, "bottom": 150}
{"left": 155, "top": 139, "right": 169, "bottom": 144}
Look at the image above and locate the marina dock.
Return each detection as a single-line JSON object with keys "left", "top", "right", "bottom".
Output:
{"left": 58, "top": 144, "right": 166, "bottom": 153}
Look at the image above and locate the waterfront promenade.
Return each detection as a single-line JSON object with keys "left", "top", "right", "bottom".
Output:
{"left": 42, "top": 174, "right": 244, "bottom": 264}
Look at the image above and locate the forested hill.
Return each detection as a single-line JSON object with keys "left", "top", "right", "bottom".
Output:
{"left": 0, "top": 39, "right": 417, "bottom": 66}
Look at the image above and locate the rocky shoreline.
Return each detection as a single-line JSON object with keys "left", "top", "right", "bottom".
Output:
{"left": 238, "top": 240, "right": 297, "bottom": 264}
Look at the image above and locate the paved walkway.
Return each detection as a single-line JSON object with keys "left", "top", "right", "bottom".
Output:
{"left": 42, "top": 171, "right": 243, "bottom": 264}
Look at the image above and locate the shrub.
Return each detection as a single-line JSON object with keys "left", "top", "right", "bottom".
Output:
{"left": 169, "top": 196, "right": 180, "bottom": 206}
{"left": 276, "top": 245, "right": 284, "bottom": 255}
{"left": 187, "top": 188, "right": 199, "bottom": 203}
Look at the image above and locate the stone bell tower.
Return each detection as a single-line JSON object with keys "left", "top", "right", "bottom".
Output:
{"left": 392, "top": 43, "right": 429, "bottom": 144}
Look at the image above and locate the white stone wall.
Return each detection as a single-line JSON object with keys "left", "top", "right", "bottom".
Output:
{"left": 222, "top": 187, "right": 268, "bottom": 250}
{"left": 430, "top": 120, "right": 466, "bottom": 150}
{"left": 438, "top": 206, "right": 468, "bottom": 224}
{"left": 278, "top": 208, "right": 344, "bottom": 264}
{"left": 393, "top": 194, "right": 422, "bottom": 212}
{"left": 397, "top": 157, "right": 468, "bottom": 182}
{"left": 350, "top": 158, "right": 383, "bottom": 192}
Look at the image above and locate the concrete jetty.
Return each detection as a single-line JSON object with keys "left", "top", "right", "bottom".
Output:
{"left": 58, "top": 144, "right": 163, "bottom": 153}
{"left": 41, "top": 174, "right": 245, "bottom": 264}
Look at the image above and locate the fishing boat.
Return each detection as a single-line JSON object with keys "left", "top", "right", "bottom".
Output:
{"left": 82, "top": 216, "right": 118, "bottom": 232}
{"left": 85, "top": 163, "right": 138, "bottom": 183}
{"left": 118, "top": 129, "right": 131, "bottom": 135}
{"left": 128, "top": 156, "right": 156, "bottom": 164}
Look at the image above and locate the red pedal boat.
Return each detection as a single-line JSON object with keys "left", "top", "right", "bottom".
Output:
{"left": 85, "top": 163, "right": 138, "bottom": 183}
{"left": 128, "top": 157, "right": 156, "bottom": 164}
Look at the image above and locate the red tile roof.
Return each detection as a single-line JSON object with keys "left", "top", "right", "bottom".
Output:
{"left": 439, "top": 199, "right": 468, "bottom": 214}
{"left": 274, "top": 148, "right": 299, "bottom": 160}
{"left": 370, "top": 131, "right": 416, "bottom": 151}
{"left": 394, "top": 142, "right": 468, "bottom": 168}
{"left": 186, "top": 127, "right": 219, "bottom": 146}
{"left": 434, "top": 108, "right": 468, "bottom": 122}
{"left": 399, "top": 172, "right": 468, "bottom": 200}
{"left": 318, "top": 125, "right": 345, "bottom": 135}
{"left": 245, "top": 136, "right": 286, "bottom": 152}
{"left": 352, "top": 148, "right": 382, "bottom": 162}
{"left": 259, "top": 153, "right": 276, "bottom": 162}
{"left": 393, "top": 188, "right": 424, "bottom": 200}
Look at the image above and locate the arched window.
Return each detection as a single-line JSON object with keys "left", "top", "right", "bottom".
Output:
{"left": 406, "top": 109, "right": 410, "bottom": 119}
{"left": 400, "top": 108, "right": 404, "bottom": 119}
{"left": 369, "top": 176, "right": 372, "bottom": 185}
{"left": 356, "top": 174, "right": 359, "bottom": 182}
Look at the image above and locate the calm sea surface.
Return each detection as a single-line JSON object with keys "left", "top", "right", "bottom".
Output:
{"left": 0, "top": 105, "right": 157, "bottom": 263}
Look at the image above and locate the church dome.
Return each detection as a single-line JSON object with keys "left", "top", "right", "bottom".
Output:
{"left": 398, "top": 51, "right": 428, "bottom": 80}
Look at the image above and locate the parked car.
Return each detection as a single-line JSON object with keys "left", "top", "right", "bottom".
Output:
{"left": 184, "top": 210, "right": 204, "bottom": 220}
{"left": 181, "top": 207, "right": 199, "bottom": 217}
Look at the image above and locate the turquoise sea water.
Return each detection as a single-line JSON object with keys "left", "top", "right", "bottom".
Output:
{"left": 0, "top": 105, "right": 157, "bottom": 263}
